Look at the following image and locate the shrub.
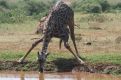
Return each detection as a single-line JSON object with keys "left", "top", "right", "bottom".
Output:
{"left": 0, "top": 0, "right": 56, "bottom": 23}
{"left": 0, "top": 0, "right": 9, "bottom": 9}
{"left": 24, "top": 0, "right": 54, "bottom": 16}
{"left": 71, "top": 0, "right": 102, "bottom": 13}
{"left": 71, "top": 0, "right": 83, "bottom": 12}
{"left": 25, "top": 1, "right": 45, "bottom": 15}
{"left": 114, "top": 3, "right": 121, "bottom": 10}
{"left": 99, "top": 0, "right": 110, "bottom": 12}
{"left": 0, "top": 0, "right": 18, "bottom": 10}
{"left": 0, "top": 9, "right": 28, "bottom": 23}
{"left": 71, "top": 0, "right": 110, "bottom": 13}
{"left": 85, "top": 3, "right": 102, "bottom": 13}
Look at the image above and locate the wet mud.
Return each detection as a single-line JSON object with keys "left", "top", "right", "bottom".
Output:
{"left": 0, "top": 59, "right": 121, "bottom": 74}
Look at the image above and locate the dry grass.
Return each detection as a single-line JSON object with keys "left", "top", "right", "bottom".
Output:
{"left": 0, "top": 13, "right": 121, "bottom": 54}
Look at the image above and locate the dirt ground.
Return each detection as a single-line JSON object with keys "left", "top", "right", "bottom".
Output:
{"left": 0, "top": 28, "right": 121, "bottom": 54}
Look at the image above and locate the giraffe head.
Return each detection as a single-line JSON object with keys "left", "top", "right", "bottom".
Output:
{"left": 35, "top": 16, "right": 47, "bottom": 34}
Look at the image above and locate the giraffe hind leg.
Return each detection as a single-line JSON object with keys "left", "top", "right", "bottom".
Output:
{"left": 63, "top": 41, "right": 84, "bottom": 64}
{"left": 61, "top": 34, "right": 84, "bottom": 64}
{"left": 68, "top": 17, "right": 82, "bottom": 59}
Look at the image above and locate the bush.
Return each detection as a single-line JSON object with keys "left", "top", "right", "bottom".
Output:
{"left": 0, "top": 0, "right": 18, "bottom": 10}
{"left": 0, "top": 0, "right": 56, "bottom": 23}
{"left": 71, "top": 0, "right": 83, "bottom": 12}
{"left": 24, "top": 0, "right": 55, "bottom": 16}
{"left": 71, "top": 0, "right": 110, "bottom": 13}
{"left": 99, "top": 0, "right": 110, "bottom": 12}
{"left": 25, "top": 1, "right": 47, "bottom": 15}
{"left": 0, "top": 0, "right": 9, "bottom": 9}
{"left": 0, "top": 9, "right": 28, "bottom": 23}
{"left": 114, "top": 3, "right": 121, "bottom": 10}
{"left": 85, "top": 3, "right": 102, "bottom": 13}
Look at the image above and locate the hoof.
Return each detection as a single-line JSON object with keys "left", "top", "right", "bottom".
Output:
{"left": 18, "top": 60, "right": 23, "bottom": 63}
{"left": 81, "top": 60, "right": 85, "bottom": 64}
{"left": 39, "top": 67, "right": 44, "bottom": 73}
{"left": 17, "top": 57, "right": 24, "bottom": 63}
{"left": 77, "top": 58, "right": 85, "bottom": 65}
{"left": 78, "top": 61, "right": 85, "bottom": 65}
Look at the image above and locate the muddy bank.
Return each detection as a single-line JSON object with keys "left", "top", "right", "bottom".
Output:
{"left": 0, "top": 59, "right": 121, "bottom": 75}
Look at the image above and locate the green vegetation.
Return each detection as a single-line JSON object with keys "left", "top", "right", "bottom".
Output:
{"left": 0, "top": 0, "right": 56, "bottom": 23}
{"left": 0, "top": 0, "right": 121, "bottom": 24}
{"left": 0, "top": 51, "right": 121, "bottom": 65}
{"left": 0, "top": 51, "right": 121, "bottom": 74}
{"left": 72, "top": 0, "right": 109, "bottom": 13}
{"left": 85, "top": 53, "right": 121, "bottom": 64}
{"left": 72, "top": 0, "right": 121, "bottom": 13}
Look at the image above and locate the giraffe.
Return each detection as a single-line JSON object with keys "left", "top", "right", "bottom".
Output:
{"left": 18, "top": 0, "right": 84, "bottom": 72}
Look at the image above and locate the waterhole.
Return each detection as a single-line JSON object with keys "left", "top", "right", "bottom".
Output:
{"left": 0, "top": 71, "right": 121, "bottom": 80}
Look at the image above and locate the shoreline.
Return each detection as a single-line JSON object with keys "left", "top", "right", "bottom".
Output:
{"left": 0, "top": 60, "right": 121, "bottom": 75}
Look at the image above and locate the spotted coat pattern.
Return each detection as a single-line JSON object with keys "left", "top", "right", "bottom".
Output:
{"left": 41, "top": 1, "right": 73, "bottom": 53}
{"left": 18, "top": 1, "right": 84, "bottom": 72}
{"left": 38, "top": 1, "right": 84, "bottom": 72}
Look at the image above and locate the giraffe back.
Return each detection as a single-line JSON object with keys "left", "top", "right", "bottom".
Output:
{"left": 44, "top": 1, "right": 74, "bottom": 38}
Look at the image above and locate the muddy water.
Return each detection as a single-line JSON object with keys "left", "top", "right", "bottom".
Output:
{"left": 0, "top": 71, "right": 121, "bottom": 80}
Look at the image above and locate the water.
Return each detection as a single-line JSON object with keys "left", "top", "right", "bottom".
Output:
{"left": 0, "top": 71, "right": 121, "bottom": 80}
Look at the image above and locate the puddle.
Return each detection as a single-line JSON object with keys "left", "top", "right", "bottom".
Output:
{"left": 0, "top": 71, "right": 121, "bottom": 80}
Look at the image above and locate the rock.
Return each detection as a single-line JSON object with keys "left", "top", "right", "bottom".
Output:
{"left": 85, "top": 42, "right": 92, "bottom": 45}
{"left": 72, "top": 64, "right": 95, "bottom": 73}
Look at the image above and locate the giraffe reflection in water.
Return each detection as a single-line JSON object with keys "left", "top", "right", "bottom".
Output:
{"left": 0, "top": 71, "right": 121, "bottom": 80}
{"left": 20, "top": 71, "right": 45, "bottom": 80}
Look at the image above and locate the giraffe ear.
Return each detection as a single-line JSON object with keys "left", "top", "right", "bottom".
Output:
{"left": 37, "top": 52, "right": 41, "bottom": 61}
{"left": 37, "top": 52, "right": 40, "bottom": 57}
{"left": 38, "top": 52, "right": 39, "bottom": 55}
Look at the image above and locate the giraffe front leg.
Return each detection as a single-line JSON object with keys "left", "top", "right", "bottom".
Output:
{"left": 38, "top": 52, "right": 46, "bottom": 72}
{"left": 38, "top": 52, "right": 50, "bottom": 72}
{"left": 38, "top": 35, "right": 51, "bottom": 72}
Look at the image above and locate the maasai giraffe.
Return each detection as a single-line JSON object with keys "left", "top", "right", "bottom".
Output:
{"left": 18, "top": 1, "right": 84, "bottom": 72}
